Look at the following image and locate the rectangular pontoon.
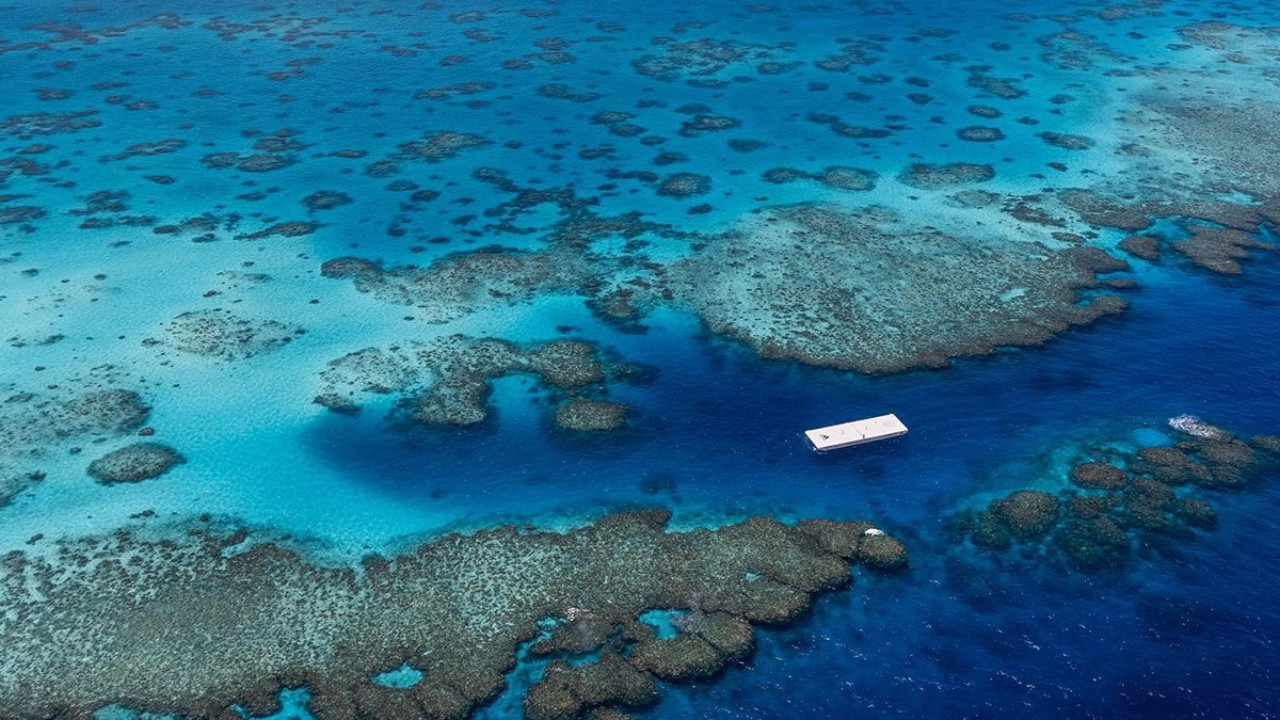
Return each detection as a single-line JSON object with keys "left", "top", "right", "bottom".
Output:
{"left": 805, "top": 414, "right": 908, "bottom": 451}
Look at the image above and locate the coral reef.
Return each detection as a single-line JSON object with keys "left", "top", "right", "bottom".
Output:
{"left": 152, "top": 309, "right": 304, "bottom": 361}
{"left": 762, "top": 166, "right": 876, "bottom": 192}
{"left": 0, "top": 511, "right": 906, "bottom": 720}
{"left": 317, "top": 336, "right": 635, "bottom": 430}
{"left": 554, "top": 399, "right": 629, "bottom": 432}
{"left": 631, "top": 37, "right": 793, "bottom": 83}
{"left": 677, "top": 114, "right": 740, "bottom": 137}
{"left": 87, "top": 442, "right": 185, "bottom": 484}
{"left": 322, "top": 249, "right": 590, "bottom": 324}
{"left": 667, "top": 204, "right": 1127, "bottom": 373}
{"left": 201, "top": 151, "right": 296, "bottom": 173}
{"left": 898, "top": 163, "right": 995, "bottom": 189}
{"left": 0, "top": 109, "right": 101, "bottom": 138}
{"left": 655, "top": 172, "right": 711, "bottom": 198}
{"left": 1171, "top": 226, "right": 1276, "bottom": 276}
{"left": 0, "top": 205, "right": 45, "bottom": 225}
{"left": 992, "top": 491, "right": 1061, "bottom": 541}
{"left": 301, "top": 190, "right": 353, "bottom": 212}
{"left": 0, "top": 385, "right": 151, "bottom": 504}
{"left": 956, "top": 126, "right": 1005, "bottom": 142}
{"left": 397, "top": 130, "right": 492, "bottom": 163}
{"left": 1118, "top": 235, "right": 1160, "bottom": 261}
{"left": 958, "top": 418, "right": 1279, "bottom": 570}
{"left": 1069, "top": 462, "right": 1127, "bottom": 490}
{"left": 1038, "top": 132, "right": 1095, "bottom": 150}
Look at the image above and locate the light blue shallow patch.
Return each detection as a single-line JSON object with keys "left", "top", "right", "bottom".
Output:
{"left": 639, "top": 608, "right": 690, "bottom": 639}
{"left": 371, "top": 663, "right": 425, "bottom": 689}
{"left": 255, "top": 688, "right": 313, "bottom": 720}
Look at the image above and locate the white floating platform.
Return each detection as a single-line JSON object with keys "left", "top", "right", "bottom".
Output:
{"left": 805, "top": 414, "right": 908, "bottom": 451}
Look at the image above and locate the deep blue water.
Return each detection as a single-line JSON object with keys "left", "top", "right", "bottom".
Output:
{"left": 2, "top": 0, "right": 1279, "bottom": 717}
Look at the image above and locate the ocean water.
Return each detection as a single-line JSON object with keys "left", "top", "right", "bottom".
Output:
{"left": 1, "top": 0, "right": 1279, "bottom": 717}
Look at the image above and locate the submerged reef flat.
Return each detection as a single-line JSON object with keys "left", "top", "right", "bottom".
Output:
{"left": 668, "top": 205, "right": 1128, "bottom": 372}
{"left": 316, "top": 336, "right": 638, "bottom": 430}
{"left": 1124, "top": 25, "right": 1280, "bottom": 198}
{"left": 0, "top": 511, "right": 906, "bottom": 720}
{"left": 321, "top": 249, "right": 592, "bottom": 324}
{"left": 955, "top": 418, "right": 1280, "bottom": 571}
{"left": 150, "top": 309, "right": 305, "bottom": 361}
{"left": 0, "top": 384, "right": 152, "bottom": 505}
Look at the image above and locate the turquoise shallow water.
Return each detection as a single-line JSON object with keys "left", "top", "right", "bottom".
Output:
{"left": 2, "top": 0, "right": 1279, "bottom": 716}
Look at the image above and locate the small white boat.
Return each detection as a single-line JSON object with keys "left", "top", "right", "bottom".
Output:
{"left": 805, "top": 414, "right": 908, "bottom": 451}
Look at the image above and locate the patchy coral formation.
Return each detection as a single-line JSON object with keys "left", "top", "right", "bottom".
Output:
{"left": 965, "top": 70, "right": 1026, "bottom": 100}
{"left": 666, "top": 204, "right": 1128, "bottom": 373}
{"left": 1052, "top": 190, "right": 1280, "bottom": 274}
{"left": 898, "top": 163, "right": 995, "bottom": 189}
{"left": 316, "top": 336, "right": 635, "bottom": 431}
{"left": 312, "top": 173, "right": 1153, "bottom": 377}
{"left": 322, "top": 249, "right": 590, "bottom": 324}
{"left": 677, "top": 114, "right": 740, "bottom": 137}
{"left": 956, "top": 126, "right": 1005, "bottom": 142}
{"left": 87, "top": 442, "right": 185, "bottom": 484}
{"left": 99, "top": 138, "right": 186, "bottom": 162}
{"left": 807, "top": 112, "right": 892, "bottom": 140}
{"left": 0, "top": 109, "right": 101, "bottom": 138}
{"left": 319, "top": 170, "right": 692, "bottom": 334}
{"left": 201, "top": 150, "right": 297, "bottom": 173}
{"left": 396, "top": 130, "right": 492, "bottom": 164}
{"left": 1069, "top": 462, "right": 1127, "bottom": 490}
{"left": 301, "top": 190, "right": 353, "bottom": 212}
{"left": 319, "top": 174, "right": 1139, "bottom": 376}
{"left": 655, "top": 172, "right": 711, "bottom": 198}
{"left": 762, "top": 166, "right": 877, "bottom": 192}
{"left": 0, "top": 385, "right": 151, "bottom": 504}
{"left": 631, "top": 37, "right": 795, "bottom": 84}
{"left": 957, "top": 418, "right": 1280, "bottom": 570}
{"left": 235, "top": 221, "right": 320, "bottom": 240}
{"left": 150, "top": 309, "right": 304, "bottom": 361}
{"left": 1037, "top": 132, "right": 1095, "bottom": 150}
{"left": 0, "top": 204, "right": 45, "bottom": 225}
{"left": 554, "top": 399, "right": 630, "bottom": 432}
{"left": 1171, "top": 226, "right": 1276, "bottom": 276}
{"left": 1118, "top": 235, "right": 1160, "bottom": 261}
{"left": 0, "top": 511, "right": 906, "bottom": 720}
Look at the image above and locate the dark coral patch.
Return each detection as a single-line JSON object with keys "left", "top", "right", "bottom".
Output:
{"left": 958, "top": 418, "right": 1279, "bottom": 571}
{"left": 301, "top": 190, "right": 353, "bottom": 212}
{"left": 898, "top": 162, "right": 995, "bottom": 189}
{"left": 1070, "top": 462, "right": 1127, "bottom": 490}
{"left": 655, "top": 173, "right": 711, "bottom": 198}
{"left": 87, "top": 442, "right": 185, "bottom": 484}
{"left": 956, "top": 125, "right": 1006, "bottom": 142}
{"left": 1038, "top": 132, "right": 1096, "bottom": 150}
{"left": 554, "top": 399, "right": 629, "bottom": 432}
